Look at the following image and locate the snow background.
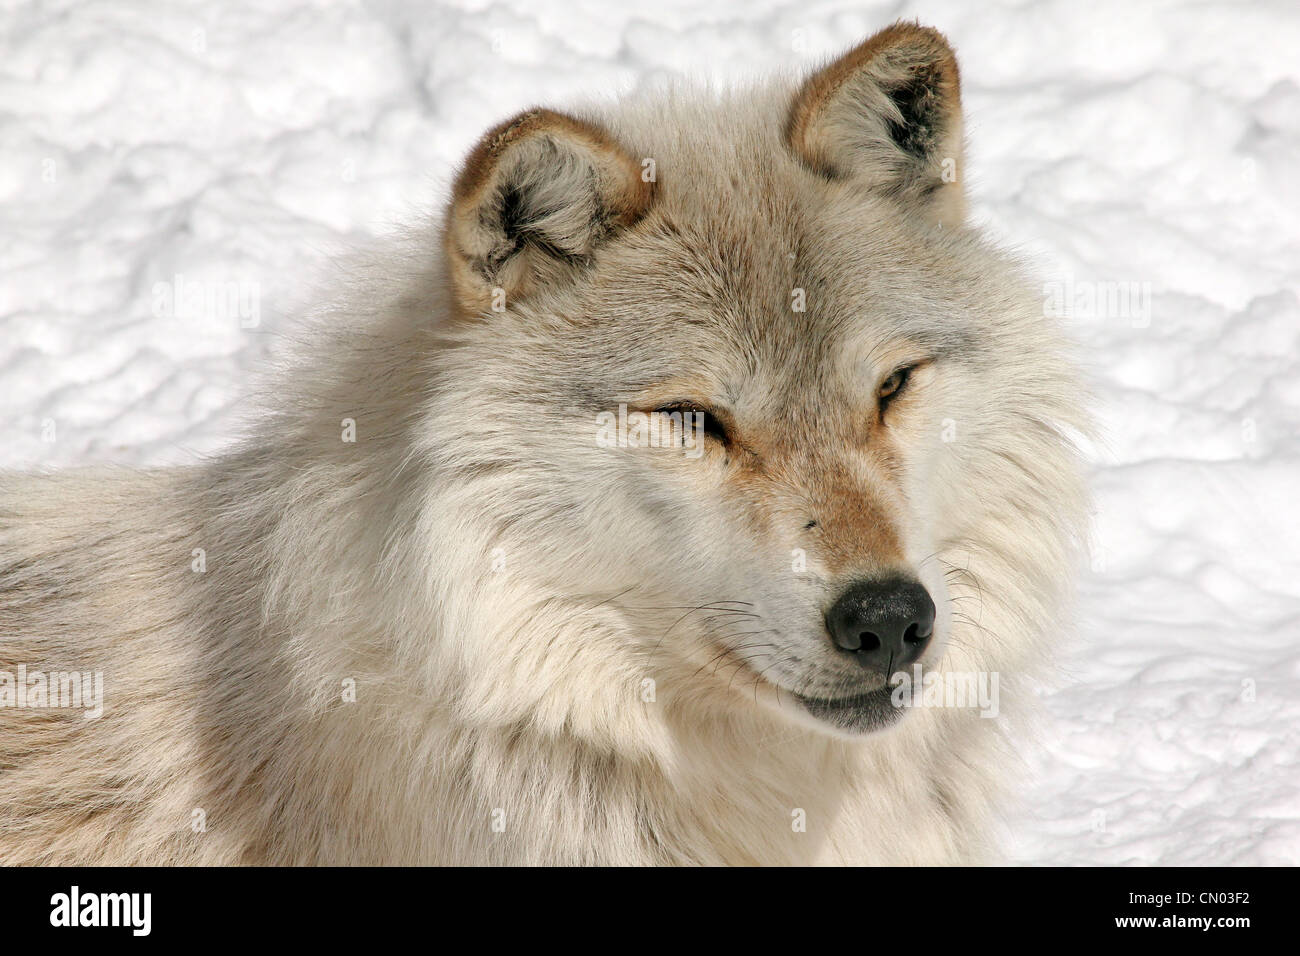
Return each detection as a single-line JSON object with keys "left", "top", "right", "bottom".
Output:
{"left": 1, "top": 0, "right": 1297, "bottom": 864}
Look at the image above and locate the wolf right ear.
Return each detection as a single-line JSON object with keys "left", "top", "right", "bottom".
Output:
{"left": 444, "top": 108, "right": 654, "bottom": 314}
{"left": 787, "top": 22, "right": 965, "bottom": 227}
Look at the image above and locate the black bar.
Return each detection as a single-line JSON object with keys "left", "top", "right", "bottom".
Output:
{"left": 0, "top": 865, "right": 1277, "bottom": 943}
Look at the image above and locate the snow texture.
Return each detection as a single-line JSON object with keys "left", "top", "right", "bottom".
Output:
{"left": 1, "top": 0, "right": 1297, "bottom": 864}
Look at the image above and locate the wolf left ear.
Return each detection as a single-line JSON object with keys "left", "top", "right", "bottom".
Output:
{"left": 444, "top": 108, "right": 654, "bottom": 314}
{"left": 787, "top": 22, "right": 964, "bottom": 227}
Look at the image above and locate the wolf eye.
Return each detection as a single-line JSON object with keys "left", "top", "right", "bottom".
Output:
{"left": 653, "top": 403, "right": 730, "bottom": 444}
{"left": 877, "top": 365, "right": 914, "bottom": 412}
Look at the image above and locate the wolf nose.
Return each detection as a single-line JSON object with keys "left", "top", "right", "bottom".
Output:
{"left": 825, "top": 576, "right": 936, "bottom": 675}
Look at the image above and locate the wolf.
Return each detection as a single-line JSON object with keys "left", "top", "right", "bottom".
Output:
{"left": 0, "top": 22, "right": 1088, "bottom": 865}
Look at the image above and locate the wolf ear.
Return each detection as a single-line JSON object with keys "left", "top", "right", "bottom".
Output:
{"left": 444, "top": 108, "right": 654, "bottom": 313}
{"left": 786, "top": 22, "right": 964, "bottom": 226}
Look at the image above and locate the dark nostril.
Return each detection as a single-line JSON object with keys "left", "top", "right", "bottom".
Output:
{"left": 860, "top": 632, "right": 881, "bottom": 652}
{"left": 835, "top": 631, "right": 861, "bottom": 651}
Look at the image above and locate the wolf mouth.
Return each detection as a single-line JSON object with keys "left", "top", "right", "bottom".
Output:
{"left": 790, "top": 684, "right": 906, "bottom": 734}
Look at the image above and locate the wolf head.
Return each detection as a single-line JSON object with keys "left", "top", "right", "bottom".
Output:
{"left": 427, "top": 23, "right": 1087, "bottom": 740}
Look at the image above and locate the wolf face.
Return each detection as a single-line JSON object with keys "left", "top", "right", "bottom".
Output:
{"left": 434, "top": 23, "right": 1086, "bottom": 740}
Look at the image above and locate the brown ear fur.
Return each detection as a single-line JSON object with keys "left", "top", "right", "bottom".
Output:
{"left": 786, "top": 22, "right": 965, "bottom": 226}
{"left": 445, "top": 108, "right": 655, "bottom": 314}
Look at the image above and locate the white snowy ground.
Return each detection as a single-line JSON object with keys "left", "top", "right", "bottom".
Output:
{"left": 1, "top": 0, "right": 1297, "bottom": 864}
